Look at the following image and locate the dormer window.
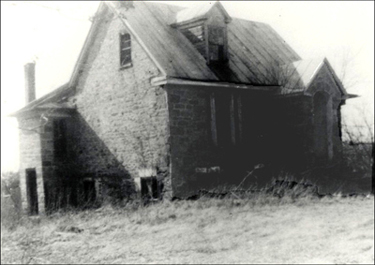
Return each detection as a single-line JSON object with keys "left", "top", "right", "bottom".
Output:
{"left": 179, "top": 24, "right": 227, "bottom": 64}
{"left": 180, "top": 25, "right": 206, "bottom": 57}
{"left": 208, "top": 26, "right": 225, "bottom": 62}
{"left": 173, "top": 1, "right": 231, "bottom": 65}
{"left": 120, "top": 33, "right": 132, "bottom": 68}
{"left": 186, "top": 25, "right": 205, "bottom": 43}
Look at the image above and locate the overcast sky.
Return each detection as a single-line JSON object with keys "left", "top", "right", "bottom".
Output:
{"left": 1, "top": 1, "right": 374, "bottom": 172}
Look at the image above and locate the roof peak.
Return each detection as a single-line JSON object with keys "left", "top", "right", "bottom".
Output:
{"left": 172, "top": 1, "right": 232, "bottom": 26}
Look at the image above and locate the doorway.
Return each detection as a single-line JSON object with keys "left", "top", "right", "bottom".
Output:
{"left": 26, "top": 168, "right": 38, "bottom": 215}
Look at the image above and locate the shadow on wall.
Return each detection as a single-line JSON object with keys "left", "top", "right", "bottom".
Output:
{"left": 43, "top": 112, "right": 136, "bottom": 213}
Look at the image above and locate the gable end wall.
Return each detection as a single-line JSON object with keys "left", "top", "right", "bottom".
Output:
{"left": 65, "top": 12, "right": 170, "bottom": 200}
{"left": 307, "top": 63, "right": 343, "bottom": 162}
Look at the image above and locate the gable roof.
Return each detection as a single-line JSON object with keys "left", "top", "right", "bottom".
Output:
{"left": 9, "top": 83, "right": 74, "bottom": 117}
{"left": 280, "top": 57, "right": 354, "bottom": 98}
{"left": 11, "top": 1, "right": 338, "bottom": 117}
{"left": 227, "top": 18, "right": 300, "bottom": 84}
{"left": 116, "top": 1, "right": 219, "bottom": 81}
{"left": 111, "top": 1, "right": 300, "bottom": 84}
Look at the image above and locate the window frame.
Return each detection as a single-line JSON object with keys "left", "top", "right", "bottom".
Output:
{"left": 119, "top": 32, "right": 132, "bottom": 69}
{"left": 207, "top": 25, "right": 227, "bottom": 63}
{"left": 210, "top": 92, "right": 242, "bottom": 147}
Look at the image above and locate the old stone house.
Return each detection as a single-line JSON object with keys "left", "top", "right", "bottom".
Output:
{"left": 11, "top": 1, "right": 356, "bottom": 214}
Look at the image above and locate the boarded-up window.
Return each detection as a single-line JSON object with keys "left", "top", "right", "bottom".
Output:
{"left": 53, "top": 119, "right": 67, "bottom": 159}
{"left": 120, "top": 33, "right": 132, "bottom": 67}
{"left": 215, "top": 92, "right": 232, "bottom": 147}
{"left": 211, "top": 92, "right": 242, "bottom": 147}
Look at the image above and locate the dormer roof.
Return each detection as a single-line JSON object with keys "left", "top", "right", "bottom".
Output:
{"left": 171, "top": 1, "right": 232, "bottom": 27}
{"left": 280, "top": 57, "right": 353, "bottom": 99}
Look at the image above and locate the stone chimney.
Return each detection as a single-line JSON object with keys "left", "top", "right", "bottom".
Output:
{"left": 24, "top": 62, "right": 36, "bottom": 104}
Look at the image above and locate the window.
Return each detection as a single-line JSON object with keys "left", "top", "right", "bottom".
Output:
{"left": 120, "top": 33, "right": 132, "bottom": 67}
{"left": 182, "top": 25, "right": 205, "bottom": 44}
{"left": 140, "top": 177, "right": 159, "bottom": 203}
{"left": 82, "top": 179, "right": 96, "bottom": 207}
{"left": 215, "top": 92, "right": 232, "bottom": 147}
{"left": 208, "top": 26, "right": 226, "bottom": 62}
{"left": 53, "top": 119, "right": 67, "bottom": 159}
{"left": 211, "top": 92, "right": 242, "bottom": 147}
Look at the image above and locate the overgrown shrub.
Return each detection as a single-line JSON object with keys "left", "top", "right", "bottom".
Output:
{"left": 1, "top": 171, "right": 22, "bottom": 229}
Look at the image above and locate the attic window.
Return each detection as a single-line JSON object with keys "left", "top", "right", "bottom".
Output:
{"left": 185, "top": 25, "right": 205, "bottom": 43}
{"left": 120, "top": 33, "right": 132, "bottom": 67}
{"left": 208, "top": 26, "right": 226, "bottom": 62}
{"left": 180, "top": 25, "right": 206, "bottom": 58}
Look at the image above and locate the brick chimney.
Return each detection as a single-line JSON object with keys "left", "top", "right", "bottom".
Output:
{"left": 24, "top": 62, "right": 36, "bottom": 104}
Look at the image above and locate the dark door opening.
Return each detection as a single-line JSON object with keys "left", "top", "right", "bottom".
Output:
{"left": 83, "top": 179, "right": 96, "bottom": 207}
{"left": 26, "top": 168, "right": 39, "bottom": 215}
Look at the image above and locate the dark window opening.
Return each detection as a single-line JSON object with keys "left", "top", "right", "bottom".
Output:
{"left": 141, "top": 177, "right": 159, "bottom": 202}
{"left": 208, "top": 26, "right": 226, "bottom": 63}
{"left": 53, "top": 119, "right": 67, "bottom": 159}
{"left": 181, "top": 25, "right": 205, "bottom": 44}
{"left": 120, "top": 33, "right": 132, "bottom": 67}
{"left": 215, "top": 92, "right": 232, "bottom": 147}
{"left": 83, "top": 180, "right": 96, "bottom": 207}
{"left": 211, "top": 93, "right": 242, "bottom": 147}
{"left": 26, "top": 168, "right": 38, "bottom": 215}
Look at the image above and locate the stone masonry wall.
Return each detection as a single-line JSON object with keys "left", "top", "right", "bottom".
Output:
{"left": 167, "top": 85, "right": 273, "bottom": 198}
{"left": 18, "top": 116, "right": 45, "bottom": 214}
{"left": 167, "top": 85, "right": 216, "bottom": 198}
{"left": 66, "top": 11, "right": 170, "bottom": 199}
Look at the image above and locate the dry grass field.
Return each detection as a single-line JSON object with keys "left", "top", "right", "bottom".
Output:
{"left": 1, "top": 194, "right": 374, "bottom": 264}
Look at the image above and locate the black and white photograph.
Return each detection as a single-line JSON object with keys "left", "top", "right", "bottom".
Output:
{"left": 1, "top": 1, "right": 374, "bottom": 264}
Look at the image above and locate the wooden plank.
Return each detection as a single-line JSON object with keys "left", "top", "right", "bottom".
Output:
{"left": 254, "top": 23, "right": 295, "bottom": 64}
{"left": 230, "top": 93, "right": 236, "bottom": 145}
{"left": 130, "top": 3, "right": 191, "bottom": 79}
{"left": 228, "top": 29, "right": 271, "bottom": 84}
{"left": 229, "top": 20, "right": 279, "bottom": 81}
{"left": 228, "top": 49, "right": 261, "bottom": 84}
{"left": 231, "top": 19, "right": 281, "bottom": 69}
{"left": 266, "top": 26, "right": 301, "bottom": 61}
{"left": 210, "top": 93, "right": 218, "bottom": 146}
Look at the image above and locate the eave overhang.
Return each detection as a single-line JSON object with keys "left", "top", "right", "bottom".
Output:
{"left": 151, "top": 76, "right": 280, "bottom": 92}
